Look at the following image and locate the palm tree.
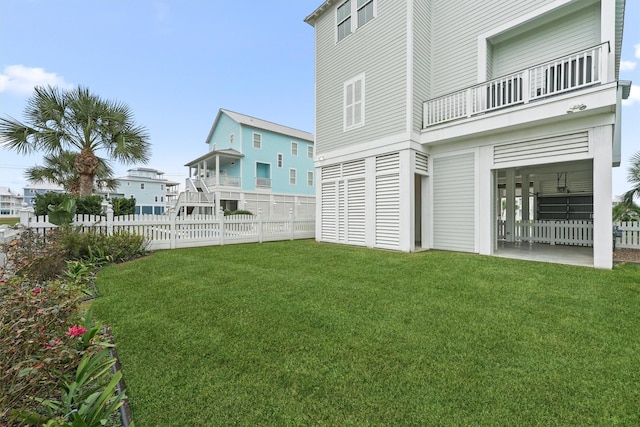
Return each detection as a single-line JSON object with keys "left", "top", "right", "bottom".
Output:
{"left": 25, "top": 150, "right": 119, "bottom": 195}
{"left": 621, "top": 151, "right": 640, "bottom": 206}
{"left": 0, "top": 85, "right": 150, "bottom": 196}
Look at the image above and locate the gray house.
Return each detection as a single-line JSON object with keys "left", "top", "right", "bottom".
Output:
{"left": 305, "top": 0, "right": 630, "bottom": 268}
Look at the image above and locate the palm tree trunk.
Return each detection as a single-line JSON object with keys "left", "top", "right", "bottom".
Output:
{"left": 75, "top": 148, "right": 100, "bottom": 196}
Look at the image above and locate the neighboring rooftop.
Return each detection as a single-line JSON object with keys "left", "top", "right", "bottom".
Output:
{"left": 208, "top": 109, "right": 314, "bottom": 143}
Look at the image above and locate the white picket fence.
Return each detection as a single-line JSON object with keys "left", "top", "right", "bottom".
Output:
{"left": 15, "top": 209, "right": 315, "bottom": 251}
{"left": 497, "top": 220, "right": 640, "bottom": 249}
{"left": 615, "top": 221, "right": 640, "bottom": 249}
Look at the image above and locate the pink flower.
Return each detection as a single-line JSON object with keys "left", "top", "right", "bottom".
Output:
{"left": 44, "top": 339, "right": 61, "bottom": 348}
{"left": 32, "top": 288, "right": 42, "bottom": 295}
{"left": 66, "top": 325, "right": 88, "bottom": 337}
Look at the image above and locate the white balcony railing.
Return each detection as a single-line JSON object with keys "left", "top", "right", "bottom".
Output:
{"left": 203, "top": 175, "right": 241, "bottom": 188}
{"left": 256, "top": 178, "right": 272, "bottom": 188}
{"left": 424, "top": 43, "right": 607, "bottom": 127}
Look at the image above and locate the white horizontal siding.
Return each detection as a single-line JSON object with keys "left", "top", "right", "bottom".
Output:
{"left": 412, "top": 0, "right": 431, "bottom": 131}
{"left": 492, "top": 3, "right": 600, "bottom": 77}
{"left": 494, "top": 132, "right": 589, "bottom": 166}
{"left": 315, "top": 0, "right": 408, "bottom": 155}
{"left": 432, "top": 152, "right": 475, "bottom": 252}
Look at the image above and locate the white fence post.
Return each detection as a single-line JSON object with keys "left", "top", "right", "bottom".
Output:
{"left": 170, "top": 214, "right": 176, "bottom": 249}
{"left": 258, "top": 209, "right": 263, "bottom": 243}
{"left": 219, "top": 208, "right": 225, "bottom": 245}
{"left": 19, "top": 203, "right": 33, "bottom": 227}
{"left": 289, "top": 208, "right": 295, "bottom": 240}
{"left": 102, "top": 200, "right": 114, "bottom": 236}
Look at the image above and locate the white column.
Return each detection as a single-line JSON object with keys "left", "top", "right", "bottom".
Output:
{"left": 215, "top": 155, "right": 220, "bottom": 186}
{"left": 478, "top": 145, "right": 493, "bottom": 255}
{"left": 592, "top": 126, "right": 613, "bottom": 269}
{"left": 522, "top": 173, "right": 530, "bottom": 221}
{"left": 365, "top": 157, "right": 376, "bottom": 248}
{"left": 398, "top": 149, "right": 413, "bottom": 252}
{"left": 505, "top": 169, "right": 516, "bottom": 242}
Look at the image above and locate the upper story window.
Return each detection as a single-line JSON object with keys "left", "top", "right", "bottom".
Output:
{"left": 289, "top": 169, "right": 297, "bottom": 185}
{"left": 344, "top": 73, "right": 365, "bottom": 130}
{"left": 337, "top": 0, "right": 375, "bottom": 42}
{"left": 307, "top": 171, "right": 314, "bottom": 187}
{"left": 307, "top": 145, "right": 314, "bottom": 158}
{"left": 230, "top": 133, "right": 234, "bottom": 144}
{"left": 277, "top": 153, "right": 283, "bottom": 168}
{"left": 253, "top": 132, "right": 262, "bottom": 149}
{"left": 291, "top": 141, "right": 298, "bottom": 156}
{"left": 140, "top": 183, "right": 144, "bottom": 189}
{"left": 357, "top": 0, "right": 374, "bottom": 26}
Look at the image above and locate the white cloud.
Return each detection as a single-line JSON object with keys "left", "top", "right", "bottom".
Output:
{"left": 0, "top": 65, "right": 73, "bottom": 95}
{"left": 622, "top": 84, "right": 640, "bottom": 107}
{"left": 620, "top": 60, "right": 637, "bottom": 72}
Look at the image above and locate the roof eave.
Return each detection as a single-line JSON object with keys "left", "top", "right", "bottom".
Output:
{"left": 304, "top": 0, "right": 335, "bottom": 26}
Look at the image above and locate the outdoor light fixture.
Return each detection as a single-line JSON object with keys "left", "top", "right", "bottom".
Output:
{"left": 566, "top": 103, "right": 587, "bottom": 113}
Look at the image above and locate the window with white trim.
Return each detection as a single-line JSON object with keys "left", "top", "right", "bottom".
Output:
{"left": 357, "top": 0, "right": 374, "bottom": 27}
{"left": 336, "top": 0, "right": 375, "bottom": 42}
{"left": 291, "top": 141, "right": 298, "bottom": 156}
{"left": 253, "top": 132, "right": 262, "bottom": 149}
{"left": 277, "top": 153, "right": 283, "bottom": 168}
{"left": 344, "top": 74, "right": 364, "bottom": 130}
{"left": 307, "top": 145, "right": 314, "bottom": 158}
{"left": 307, "top": 171, "right": 314, "bottom": 187}
{"left": 337, "top": 1, "right": 352, "bottom": 42}
{"left": 289, "top": 169, "right": 297, "bottom": 185}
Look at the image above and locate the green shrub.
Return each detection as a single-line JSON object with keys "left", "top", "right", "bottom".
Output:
{"left": 110, "top": 197, "right": 136, "bottom": 216}
{"left": 224, "top": 210, "right": 254, "bottom": 216}
{"left": 100, "top": 230, "right": 148, "bottom": 262}
{"left": 34, "top": 193, "right": 103, "bottom": 216}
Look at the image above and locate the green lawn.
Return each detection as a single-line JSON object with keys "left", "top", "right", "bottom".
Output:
{"left": 0, "top": 217, "right": 18, "bottom": 226}
{"left": 93, "top": 240, "right": 640, "bottom": 426}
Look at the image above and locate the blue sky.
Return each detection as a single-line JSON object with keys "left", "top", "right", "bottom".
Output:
{"left": 0, "top": 0, "right": 639, "bottom": 198}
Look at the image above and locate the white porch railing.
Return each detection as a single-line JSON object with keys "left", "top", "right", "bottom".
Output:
{"left": 424, "top": 43, "right": 606, "bottom": 127}
{"left": 202, "top": 175, "right": 241, "bottom": 188}
{"left": 498, "top": 220, "right": 594, "bottom": 246}
{"left": 256, "top": 178, "right": 272, "bottom": 188}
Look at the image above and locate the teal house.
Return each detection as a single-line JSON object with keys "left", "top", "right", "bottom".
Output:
{"left": 181, "top": 109, "right": 315, "bottom": 217}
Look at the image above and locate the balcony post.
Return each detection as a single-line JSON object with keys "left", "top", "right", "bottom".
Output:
{"left": 466, "top": 89, "right": 473, "bottom": 117}
{"left": 522, "top": 71, "right": 530, "bottom": 104}
{"left": 215, "top": 155, "right": 220, "bottom": 186}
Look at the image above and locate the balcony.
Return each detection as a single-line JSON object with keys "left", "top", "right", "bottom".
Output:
{"left": 423, "top": 44, "right": 607, "bottom": 128}
{"left": 256, "top": 178, "right": 272, "bottom": 189}
{"left": 202, "top": 175, "right": 241, "bottom": 188}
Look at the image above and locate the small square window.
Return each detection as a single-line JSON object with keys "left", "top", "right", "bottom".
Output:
{"left": 291, "top": 141, "right": 298, "bottom": 156}
{"left": 289, "top": 169, "right": 297, "bottom": 185}
{"left": 253, "top": 132, "right": 262, "bottom": 149}
{"left": 307, "top": 145, "right": 314, "bottom": 158}
{"left": 277, "top": 153, "right": 283, "bottom": 168}
{"left": 140, "top": 183, "right": 145, "bottom": 189}
{"left": 230, "top": 133, "right": 234, "bottom": 144}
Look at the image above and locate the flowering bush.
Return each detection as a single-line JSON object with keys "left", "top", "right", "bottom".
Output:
{"left": 0, "top": 278, "right": 121, "bottom": 426}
